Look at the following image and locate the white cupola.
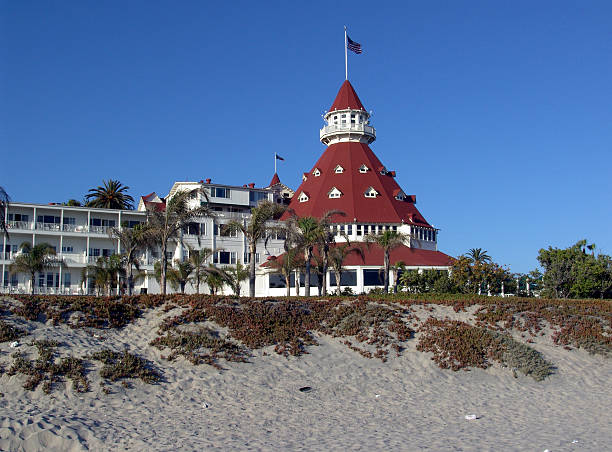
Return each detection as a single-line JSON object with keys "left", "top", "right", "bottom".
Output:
{"left": 319, "top": 80, "right": 376, "bottom": 145}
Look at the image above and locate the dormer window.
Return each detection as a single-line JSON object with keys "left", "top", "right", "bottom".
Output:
{"left": 302, "top": 174, "right": 308, "bottom": 181}
{"left": 334, "top": 165, "right": 344, "bottom": 174}
{"left": 359, "top": 164, "right": 369, "bottom": 173}
{"left": 379, "top": 166, "right": 388, "bottom": 175}
{"left": 364, "top": 187, "right": 379, "bottom": 198}
{"left": 394, "top": 189, "right": 406, "bottom": 201}
{"left": 328, "top": 187, "right": 342, "bottom": 199}
{"left": 298, "top": 192, "right": 309, "bottom": 203}
{"left": 313, "top": 168, "right": 321, "bottom": 177}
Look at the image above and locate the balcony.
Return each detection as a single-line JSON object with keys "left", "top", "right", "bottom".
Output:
{"left": 7, "top": 220, "right": 34, "bottom": 231}
{"left": 319, "top": 123, "right": 376, "bottom": 143}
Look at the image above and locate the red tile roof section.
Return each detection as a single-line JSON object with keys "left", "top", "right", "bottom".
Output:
{"left": 283, "top": 141, "right": 432, "bottom": 226}
{"left": 268, "top": 173, "right": 281, "bottom": 187}
{"left": 342, "top": 245, "right": 453, "bottom": 267}
{"left": 262, "top": 245, "right": 453, "bottom": 268}
{"left": 330, "top": 80, "right": 366, "bottom": 111}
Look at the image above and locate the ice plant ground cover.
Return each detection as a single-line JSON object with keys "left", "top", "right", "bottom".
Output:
{"left": 0, "top": 293, "right": 610, "bottom": 394}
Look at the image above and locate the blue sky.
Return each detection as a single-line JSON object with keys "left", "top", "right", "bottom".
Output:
{"left": 2, "top": 1, "right": 611, "bottom": 273}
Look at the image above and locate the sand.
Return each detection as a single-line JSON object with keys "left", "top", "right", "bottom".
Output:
{"left": 1, "top": 302, "right": 610, "bottom": 451}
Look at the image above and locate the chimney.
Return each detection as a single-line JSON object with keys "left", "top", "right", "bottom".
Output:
{"left": 248, "top": 183, "right": 255, "bottom": 188}
{"left": 205, "top": 178, "right": 211, "bottom": 184}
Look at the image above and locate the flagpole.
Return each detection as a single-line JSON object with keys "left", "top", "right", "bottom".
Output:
{"left": 274, "top": 153, "right": 277, "bottom": 174}
{"left": 344, "top": 26, "right": 348, "bottom": 80}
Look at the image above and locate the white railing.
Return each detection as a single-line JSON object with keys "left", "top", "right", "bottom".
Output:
{"left": 319, "top": 123, "right": 376, "bottom": 139}
{"left": 59, "top": 253, "right": 87, "bottom": 264}
{"left": 62, "top": 224, "right": 88, "bottom": 233}
{"left": 7, "top": 220, "right": 34, "bottom": 230}
{"left": 89, "top": 225, "right": 111, "bottom": 234}
{"left": 216, "top": 212, "right": 250, "bottom": 219}
{"left": 36, "top": 222, "right": 62, "bottom": 232}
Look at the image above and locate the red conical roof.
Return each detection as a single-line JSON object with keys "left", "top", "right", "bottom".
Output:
{"left": 329, "top": 80, "right": 366, "bottom": 112}
{"left": 268, "top": 173, "right": 281, "bottom": 187}
{"left": 284, "top": 141, "right": 432, "bottom": 227}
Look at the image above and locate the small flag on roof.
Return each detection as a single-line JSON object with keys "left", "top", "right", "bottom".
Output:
{"left": 275, "top": 153, "right": 285, "bottom": 161}
{"left": 347, "top": 35, "right": 362, "bottom": 54}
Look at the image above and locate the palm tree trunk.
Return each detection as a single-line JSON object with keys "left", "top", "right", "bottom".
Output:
{"left": 384, "top": 251, "right": 390, "bottom": 293}
{"left": 30, "top": 272, "right": 35, "bottom": 295}
{"left": 160, "top": 241, "right": 168, "bottom": 296}
{"left": 336, "top": 270, "right": 341, "bottom": 295}
{"left": 304, "top": 248, "right": 312, "bottom": 297}
{"left": 249, "top": 242, "right": 256, "bottom": 297}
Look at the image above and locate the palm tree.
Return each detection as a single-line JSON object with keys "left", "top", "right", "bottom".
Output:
{"left": 85, "top": 179, "right": 135, "bottom": 210}
{"left": 391, "top": 261, "right": 406, "bottom": 293}
{"left": 364, "top": 230, "right": 410, "bottom": 293}
{"left": 467, "top": 248, "right": 492, "bottom": 265}
{"left": 167, "top": 260, "right": 195, "bottom": 294}
{"left": 223, "top": 262, "right": 250, "bottom": 297}
{"left": 283, "top": 216, "right": 322, "bottom": 297}
{"left": 82, "top": 255, "right": 124, "bottom": 296}
{"left": 144, "top": 189, "right": 213, "bottom": 295}
{"left": 188, "top": 247, "right": 214, "bottom": 294}
{"left": 10, "top": 242, "right": 61, "bottom": 294}
{"left": 109, "top": 223, "right": 149, "bottom": 295}
{"left": 204, "top": 265, "right": 225, "bottom": 295}
{"left": 314, "top": 211, "right": 345, "bottom": 296}
{"left": 267, "top": 248, "right": 304, "bottom": 297}
{"left": 1, "top": 186, "right": 9, "bottom": 238}
{"left": 328, "top": 243, "right": 365, "bottom": 295}
{"left": 223, "top": 200, "right": 286, "bottom": 297}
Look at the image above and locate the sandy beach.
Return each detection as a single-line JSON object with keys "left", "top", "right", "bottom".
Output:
{"left": 1, "top": 297, "right": 610, "bottom": 452}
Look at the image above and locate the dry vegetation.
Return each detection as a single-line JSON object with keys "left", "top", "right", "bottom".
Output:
{"left": 1, "top": 294, "right": 610, "bottom": 389}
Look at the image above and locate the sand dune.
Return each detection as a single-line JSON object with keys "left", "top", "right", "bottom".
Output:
{"left": 1, "top": 301, "right": 610, "bottom": 451}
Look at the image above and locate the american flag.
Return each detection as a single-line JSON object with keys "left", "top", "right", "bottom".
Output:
{"left": 347, "top": 35, "right": 362, "bottom": 54}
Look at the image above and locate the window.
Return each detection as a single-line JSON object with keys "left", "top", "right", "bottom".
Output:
{"left": 102, "top": 249, "right": 114, "bottom": 257}
{"left": 328, "top": 187, "right": 342, "bottom": 198}
{"left": 363, "top": 269, "right": 384, "bottom": 286}
{"left": 215, "top": 224, "right": 238, "bottom": 237}
{"left": 47, "top": 273, "right": 54, "bottom": 288}
{"left": 39, "top": 273, "right": 45, "bottom": 287}
{"left": 329, "top": 270, "right": 357, "bottom": 287}
{"left": 184, "top": 222, "right": 203, "bottom": 236}
{"left": 8, "top": 213, "right": 29, "bottom": 222}
{"left": 347, "top": 224, "right": 353, "bottom": 235}
{"left": 350, "top": 114, "right": 356, "bottom": 125}
{"left": 38, "top": 215, "right": 60, "bottom": 224}
{"left": 364, "top": 187, "right": 378, "bottom": 198}
{"left": 63, "top": 217, "right": 76, "bottom": 225}
{"left": 89, "top": 248, "right": 100, "bottom": 257}
{"left": 356, "top": 225, "right": 362, "bottom": 236}
{"left": 243, "top": 252, "right": 260, "bottom": 264}
{"left": 395, "top": 191, "right": 405, "bottom": 201}
{"left": 359, "top": 164, "right": 369, "bottom": 173}
{"left": 62, "top": 246, "right": 74, "bottom": 253}
{"left": 63, "top": 273, "right": 71, "bottom": 288}
{"left": 334, "top": 165, "right": 344, "bottom": 174}
{"left": 249, "top": 191, "right": 268, "bottom": 203}
{"left": 127, "top": 220, "right": 141, "bottom": 228}
{"left": 90, "top": 218, "right": 115, "bottom": 227}
{"left": 312, "top": 168, "right": 321, "bottom": 177}
{"left": 214, "top": 251, "right": 236, "bottom": 265}
{"left": 212, "top": 187, "right": 231, "bottom": 198}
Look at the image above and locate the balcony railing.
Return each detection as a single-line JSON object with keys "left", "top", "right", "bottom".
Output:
{"left": 319, "top": 123, "right": 376, "bottom": 140}
{"left": 7, "top": 220, "right": 34, "bottom": 230}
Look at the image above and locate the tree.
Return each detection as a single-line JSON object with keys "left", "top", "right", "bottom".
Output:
{"left": 10, "top": 242, "right": 61, "bottom": 294}
{"left": 82, "top": 255, "right": 124, "bottom": 296}
{"left": 313, "top": 211, "right": 346, "bottom": 295}
{"left": 64, "top": 199, "right": 82, "bottom": 206}
{"left": 204, "top": 265, "right": 225, "bottom": 295}
{"left": 188, "top": 247, "right": 214, "bottom": 294}
{"left": 85, "top": 179, "right": 135, "bottom": 210}
{"left": 364, "top": 230, "right": 410, "bottom": 293}
{"left": 538, "top": 240, "right": 612, "bottom": 299}
{"left": 223, "top": 200, "right": 286, "bottom": 297}
{"left": 145, "top": 189, "right": 213, "bottom": 296}
{"left": 328, "top": 243, "right": 364, "bottom": 295}
{"left": 109, "top": 223, "right": 149, "bottom": 295}
{"left": 167, "top": 260, "right": 195, "bottom": 294}
{"left": 267, "top": 248, "right": 304, "bottom": 297}
{"left": 467, "top": 248, "right": 492, "bottom": 265}
{"left": 1, "top": 186, "right": 9, "bottom": 238}
{"left": 223, "top": 262, "right": 249, "bottom": 297}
